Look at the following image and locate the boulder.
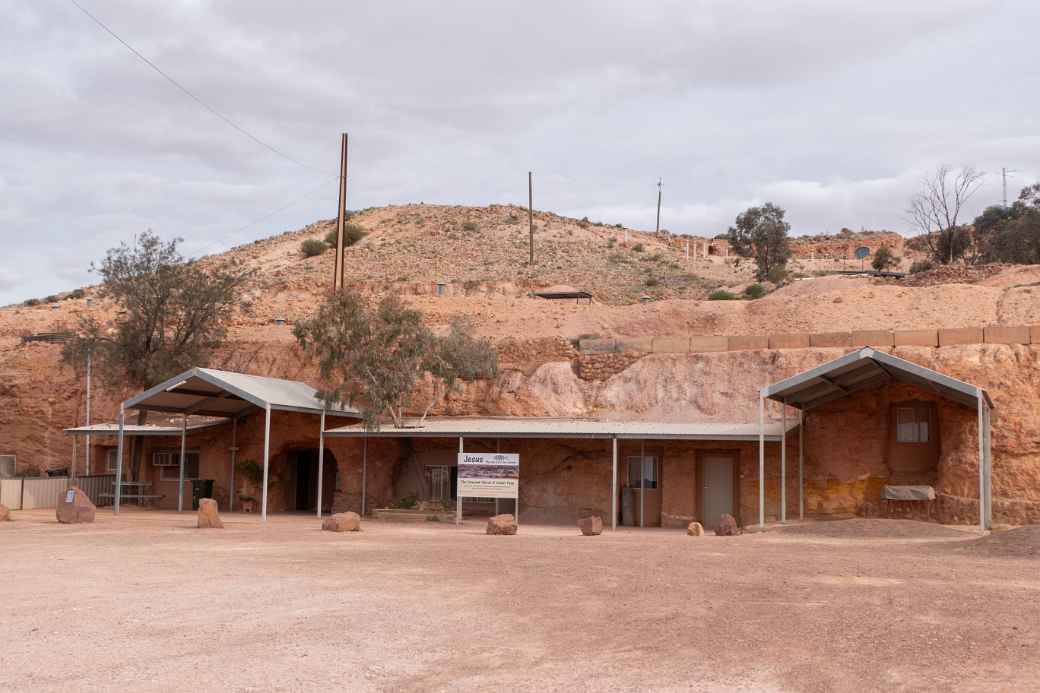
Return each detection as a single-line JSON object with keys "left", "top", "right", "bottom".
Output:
{"left": 715, "top": 514, "right": 740, "bottom": 536}
{"left": 56, "top": 486, "right": 96, "bottom": 524}
{"left": 577, "top": 515, "right": 603, "bottom": 536}
{"left": 322, "top": 511, "right": 362, "bottom": 532}
{"left": 0, "top": 503, "right": 9, "bottom": 521}
{"left": 687, "top": 521, "right": 704, "bottom": 536}
{"left": 197, "top": 498, "right": 224, "bottom": 529}
{"left": 486, "top": 513, "right": 518, "bottom": 535}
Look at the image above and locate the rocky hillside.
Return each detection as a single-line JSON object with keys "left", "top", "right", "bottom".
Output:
{"left": 2, "top": 203, "right": 1040, "bottom": 475}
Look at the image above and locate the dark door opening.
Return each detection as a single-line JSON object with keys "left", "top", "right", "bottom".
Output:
{"left": 289, "top": 449, "right": 337, "bottom": 513}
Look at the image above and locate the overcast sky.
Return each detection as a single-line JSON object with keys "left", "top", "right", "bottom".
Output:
{"left": 3, "top": 0, "right": 1039, "bottom": 304}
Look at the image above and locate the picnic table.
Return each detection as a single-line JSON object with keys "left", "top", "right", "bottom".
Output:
{"left": 99, "top": 480, "right": 163, "bottom": 507}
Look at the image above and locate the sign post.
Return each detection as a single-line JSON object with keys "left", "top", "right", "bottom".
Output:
{"left": 457, "top": 452, "right": 519, "bottom": 524}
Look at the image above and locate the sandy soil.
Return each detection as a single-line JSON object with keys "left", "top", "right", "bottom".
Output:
{"left": 2, "top": 510, "right": 1038, "bottom": 692}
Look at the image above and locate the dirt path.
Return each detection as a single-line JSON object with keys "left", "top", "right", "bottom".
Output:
{"left": 1, "top": 511, "right": 1037, "bottom": 692}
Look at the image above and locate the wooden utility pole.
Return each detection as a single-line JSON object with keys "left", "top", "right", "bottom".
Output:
{"left": 332, "top": 133, "right": 349, "bottom": 291}
{"left": 655, "top": 177, "right": 662, "bottom": 234}
{"left": 528, "top": 171, "right": 534, "bottom": 264}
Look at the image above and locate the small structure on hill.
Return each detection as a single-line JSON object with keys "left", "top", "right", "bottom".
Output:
{"left": 533, "top": 285, "right": 592, "bottom": 304}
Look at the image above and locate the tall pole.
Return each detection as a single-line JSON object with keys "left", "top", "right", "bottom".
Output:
{"left": 528, "top": 171, "right": 534, "bottom": 265}
{"left": 655, "top": 178, "right": 662, "bottom": 234}
{"left": 316, "top": 409, "right": 325, "bottom": 518}
{"left": 611, "top": 436, "right": 618, "bottom": 531}
{"left": 177, "top": 414, "right": 187, "bottom": 512}
{"left": 333, "top": 133, "right": 349, "bottom": 291}
{"left": 114, "top": 404, "right": 125, "bottom": 514}
{"left": 85, "top": 350, "right": 92, "bottom": 476}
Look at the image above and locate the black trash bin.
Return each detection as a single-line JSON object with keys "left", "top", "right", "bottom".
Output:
{"left": 191, "top": 479, "right": 215, "bottom": 510}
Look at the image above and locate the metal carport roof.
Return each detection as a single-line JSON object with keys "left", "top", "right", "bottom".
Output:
{"left": 325, "top": 417, "right": 795, "bottom": 441}
{"left": 762, "top": 347, "right": 993, "bottom": 411}
{"left": 122, "top": 367, "right": 359, "bottom": 418}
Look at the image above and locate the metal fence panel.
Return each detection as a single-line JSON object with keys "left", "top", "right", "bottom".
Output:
{"left": 21, "top": 477, "right": 71, "bottom": 510}
{"left": 0, "top": 479, "right": 23, "bottom": 510}
{"left": 75, "top": 475, "right": 115, "bottom": 507}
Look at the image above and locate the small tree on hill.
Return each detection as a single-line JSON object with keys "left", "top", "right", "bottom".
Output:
{"left": 293, "top": 288, "right": 497, "bottom": 430}
{"left": 972, "top": 183, "right": 1040, "bottom": 264}
{"left": 871, "top": 246, "right": 899, "bottom": 271}
{"left": 62, "top": 231, "right": 251, "bottom": 477}
{"left": 907, "top": 165, "right": 983, "bottom": 264}
{"left": 726, "top": 202, "right": 792, "bottom": 281}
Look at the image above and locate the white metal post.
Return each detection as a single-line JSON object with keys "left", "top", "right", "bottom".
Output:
{"left": 177, "top": 414, "right": 187, "bottom": 512}
{"left": 361, "top": 434, "right": 368, "bottom": 516}
{"left": 261, "top": 405, "right": 271, "bottom": 522}
{"left": 758, "top": 389, "right": 765, "bottom": 528}
{"left": 85, "top": 350, "right": 92, "bottom": 477}
{"left": 977, "top": 391, "right": 991, "bottom": 531}
{"left": 780, "top": 399, "right": 787, "bottom": 523}
{"left": 316, "top": 409, "right": 326, "bottom": 518}
{"left": 611, "top": 436, "right": 618, "bottom": 531}
{"left": 229, "top": 417, "right": 237, "bottom": 512}
{"left": 798, "top": 408, "right": 805, "bottom": 521}
{"left": 456, "top": 436, "right": 464, "bottom": 525}
{"left": 114, "top": 404, "right": 125, "bottom": 514}
{"left": 632, "top": 437, "right": 640, "bottom": 528}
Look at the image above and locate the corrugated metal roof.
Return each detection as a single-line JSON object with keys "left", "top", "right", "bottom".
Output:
{"left": 325, "top": 417, "right": 793, "bottom": 441}
{"left": 63, "top": 421, "right": 228, "bottom": 437}
{"left": 763, "top": 347, "right": 992, "bottom": 411}
{"left": 122, "top": 367, "right": 359, "bottom": 418}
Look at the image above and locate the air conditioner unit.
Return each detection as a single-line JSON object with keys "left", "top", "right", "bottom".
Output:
{"left": 0, "top": 455, "right": 16, "bottom": 478}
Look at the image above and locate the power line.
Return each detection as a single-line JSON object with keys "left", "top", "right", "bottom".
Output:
{"left": 231, "top": 176, "right": 337, "bottom": 236}
{"left": 68, "top": 0, "right": 325, "bottom": 174}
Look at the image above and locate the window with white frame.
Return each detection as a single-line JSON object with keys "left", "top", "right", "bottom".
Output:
{"left": 154, "top": 450, "right": 200, "bottom": 481}
{"left": 896, "top": 406, "right": 930, "bottom": 443}
{"left": 626, "top": 455, "right": 658, "bottom": 489}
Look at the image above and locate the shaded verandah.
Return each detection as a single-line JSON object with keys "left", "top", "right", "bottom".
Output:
{"left": 324, "top": 418, "right": 795, "bottom": 530}
{"left": 67, "top": 367, "right": 360, "bottom": 520}
{"left": 758, "top": 347, "right": 994, "bottom": 530}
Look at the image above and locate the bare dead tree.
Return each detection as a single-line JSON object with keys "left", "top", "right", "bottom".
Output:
{"left": 906, "top": 165, "right": 984, "bottom": 264}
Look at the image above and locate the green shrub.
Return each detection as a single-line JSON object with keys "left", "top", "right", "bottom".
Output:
{"left": 645, "top": 276, "right": 660, "bottom": 287}
{"left": 632, "top": 243, "right": 645, "bottom": 253}
{"left": 23, "top": 298, "right": 40, "bottom": 307}
{"left": 909, "top": 259, "right": 935, "bottom": 274}
{"left": 462, "top": 221, "right": 478, "bottom": 232}
{"left": 708, "top": 289, "right": 738, "bottom": 300}
{"left": 301, "top": 239, "right": 326, "bottom": 257}
{"left": 872, "top": 246, "right": 900, "bottom": 271}
{"left": 44, "top": 295, "right": 59, "bottom": 303}
{"left": 68, "top": 288, "right": 86, "bottom": 299}
{"left": 324, "top": 223, "right": 367, "bottom": 248}
{"left": 743, "top": 283, "right": 766, "bottom": 299}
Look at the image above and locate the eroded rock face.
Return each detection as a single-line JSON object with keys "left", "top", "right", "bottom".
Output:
{"left": 715, "top": 514, "right": 739, "bottom": 536}
{"left": 56, "top": 487, "right": 95, "bottom": 524}
{"left": 322, "top": 511, "right": 361, "bottom": 532}
{"left": 487, "top": 513, "right": 517, "bottom": 535}
{"left": 687, "top": 521, "right": 704, "bottom": 536}
{"left": 197, "top": 498, "right": 223, "bottom": 529}
{"left": 0, "top": 504, "right": 9, "bottom": 521}
{"left": 577, "top": 515, "right": 603, "bottom": 536}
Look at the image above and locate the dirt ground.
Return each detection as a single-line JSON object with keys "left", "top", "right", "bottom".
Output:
{"left": 2, "top": 510, "right": 1038, "bottom": 693}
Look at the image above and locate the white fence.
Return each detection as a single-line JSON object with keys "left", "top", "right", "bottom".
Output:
{"left": 0, "top": 477, "right": 72, "bottom": 510}
{"left": 0, "top": 475, "right": 116, "bottom": 510}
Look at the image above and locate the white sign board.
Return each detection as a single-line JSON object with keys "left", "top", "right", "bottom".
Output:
{"left": 457, "top": 452, "right": 519, "bottom": 500}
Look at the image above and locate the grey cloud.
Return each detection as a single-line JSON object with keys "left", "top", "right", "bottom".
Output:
{"left": 1, "top": 0, "right": 1038, "bottom": 305}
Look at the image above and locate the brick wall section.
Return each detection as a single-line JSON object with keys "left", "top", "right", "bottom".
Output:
{"left": 851, "top": 330, "right": 894, "bottom": 346}
{"left": 574, "top": 324, "right": 1040, "bottom": 357}
{"left": 984, "top": 325, "right": 1031, "bottom": 344}
{"left": 939, "top": 327, "right": 983, "bottom": 347}
{"left": 893, "top": 329, "right": 939, "bottom": 347}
